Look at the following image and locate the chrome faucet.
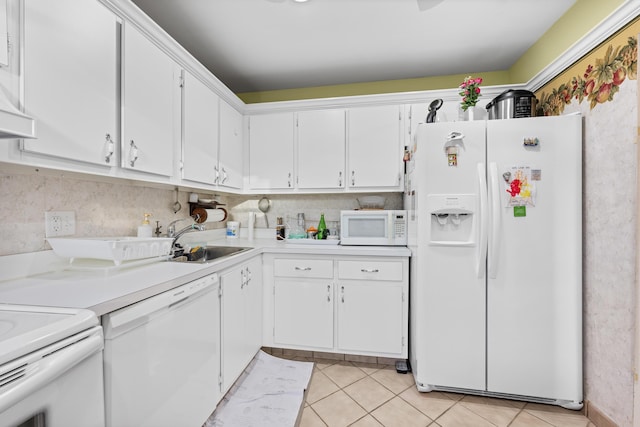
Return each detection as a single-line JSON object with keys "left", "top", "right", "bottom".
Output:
{"left": 167, "top": 214, "right": 201, "bottom": 238}
{"left": 171, "top": 223, "right": 206, "bottom": 250}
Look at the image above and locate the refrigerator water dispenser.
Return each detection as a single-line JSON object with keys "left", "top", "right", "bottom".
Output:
{"left": 427, "top": 194, "right": 476, "bottom": 246}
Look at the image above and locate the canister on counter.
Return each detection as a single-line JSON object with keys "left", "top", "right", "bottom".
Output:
{"left": 276, "top": 217, "right": 285, "bottom": 240}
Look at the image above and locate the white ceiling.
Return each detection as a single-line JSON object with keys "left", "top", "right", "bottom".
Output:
{"left": 130, "top": 0, "right": 577, "bottom": 94}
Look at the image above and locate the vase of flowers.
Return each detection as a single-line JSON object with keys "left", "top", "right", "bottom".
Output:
{"left": 459, "top": 76, "right": 483, "bottom": 120}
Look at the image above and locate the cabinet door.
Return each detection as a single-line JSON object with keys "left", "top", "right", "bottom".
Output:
{"left": 337, "top": 281, "right": 404, "bottom": 355}
{"left": 274, "top": 279, "right": 333, "bottom": 349}
{"left": 219, "top": 100, "right": 244, "bottom": 190}
{"left": 221, "top": 264, "right": 246, "bottom": 393}
{"left": 182, "top": 71, "right": 219, "bottom": 184}
{"left": 244, "top": 257, "right": 263, "bottom": 356}
{"left": 122, "top": 22, "right": 175, "bottom": 176}
{"left": 220, "top": 257, "right": 263, "bottom": 393}
{"left": 22, "top": 0, "right": 117, "bottom": 167}
{"left": 347, "top": 105, "right": 403, "bottom": 189}
{"left": 248, "top": 113, "right": 294, "bottom": 190}
{"left": 297, "top": 109, "right": 345, "bottom": 189}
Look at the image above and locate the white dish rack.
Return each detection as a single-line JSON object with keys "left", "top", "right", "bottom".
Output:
{"left": 47, "top": 237, "right": 174, "bottom": 266}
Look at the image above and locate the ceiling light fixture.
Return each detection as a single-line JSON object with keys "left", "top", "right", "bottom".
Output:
{"left": 293, "top": 0, "right": 309, "bottom": 3}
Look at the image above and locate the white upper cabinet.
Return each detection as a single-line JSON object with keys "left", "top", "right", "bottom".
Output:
{"left": 181, "top": 71, "right": 219, "bottom": 185}
{"left": 296, "top": 109, "right": 346, "bottom": 190}
{"left": 22, "top": 0, "right": 117, "bottom": 167}
{"left": 121, "top": 22, "right": 176, "bottom": 177}
{"left": 347, "top": 105, "right": 404, "bottom": 190}
{"left": 248, "top": 112, "right": 294, "bottom": 190}
{"left": 218, "top": 100, "right": 243, "bottom": 190}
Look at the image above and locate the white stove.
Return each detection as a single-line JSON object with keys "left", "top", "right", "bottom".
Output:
{"left": 0, "top": 304, "right": 105, "bottom": 427}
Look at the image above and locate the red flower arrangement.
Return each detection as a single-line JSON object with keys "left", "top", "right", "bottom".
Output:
{"left": 458, "top": 76, "right": 483, "bottom": 111}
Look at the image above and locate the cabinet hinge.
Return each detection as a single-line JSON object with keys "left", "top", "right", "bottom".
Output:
{"left": 219, "top": 285, "right": 223, "bottom": 298}
{"left": 402, "top": 337, "right": 406, "bottom": 347}
{"left": 179, "top": 75, "right": 184, "bottom": 88}
{"left": 218, "top": 373, "right": 223, "bottom": 387}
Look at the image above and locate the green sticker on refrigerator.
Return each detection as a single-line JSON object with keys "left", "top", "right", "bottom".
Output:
{"left": 513, "top": 206, "right": 526, "bottom": 217}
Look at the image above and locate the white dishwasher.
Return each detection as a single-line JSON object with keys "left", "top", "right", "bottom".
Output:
{"left": 102, "top": 273, "right": 220, "bottom": 427}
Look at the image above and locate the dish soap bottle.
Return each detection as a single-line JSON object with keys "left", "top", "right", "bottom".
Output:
{"left": 137, "top": 213, "right": 152, "bottom": 238}
{"left": 317, "top": 213, "right": 327, "bottom": 240}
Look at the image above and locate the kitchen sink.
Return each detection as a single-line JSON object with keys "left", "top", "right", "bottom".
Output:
{"left": 171, "top": 246, "right": 252, "bottom": 263}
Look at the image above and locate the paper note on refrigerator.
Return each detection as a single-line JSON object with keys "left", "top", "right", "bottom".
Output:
{"left": 503, "top": 166, "right": 536, "bottom": 207}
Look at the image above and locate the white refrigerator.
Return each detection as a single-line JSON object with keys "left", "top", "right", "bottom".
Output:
{"left": 406, "top": 114, "right": 582, "bottom": 409}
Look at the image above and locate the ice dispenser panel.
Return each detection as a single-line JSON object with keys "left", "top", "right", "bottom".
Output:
{"left": 427, "top": 194, "right": 477, "bottom": 246}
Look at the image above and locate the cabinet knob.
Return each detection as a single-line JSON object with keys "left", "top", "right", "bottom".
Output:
{"left": 104, "top": 133, "right": 114, "bottom": 163}
{"left": 129, "top": 140, "right": 139, "bottom": 167}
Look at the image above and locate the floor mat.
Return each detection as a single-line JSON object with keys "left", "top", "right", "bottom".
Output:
{"left": 204, "top": 350, "right": 314, "bottom": 427}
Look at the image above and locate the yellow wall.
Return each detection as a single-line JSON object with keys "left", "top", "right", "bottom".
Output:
{"left": 510, "top": 0, "right": 626, "bottom": 83}
{"left": 238, "top": 0, "right": 626, "bottom": 104}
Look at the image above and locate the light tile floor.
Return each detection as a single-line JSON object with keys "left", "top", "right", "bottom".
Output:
{"left": 287, "top": 356, "right": 594, "bottom": 427}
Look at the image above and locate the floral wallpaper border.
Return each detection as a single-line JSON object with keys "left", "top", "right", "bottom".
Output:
{"left": 536, "top": 18, "right": 639, "bottom": 116}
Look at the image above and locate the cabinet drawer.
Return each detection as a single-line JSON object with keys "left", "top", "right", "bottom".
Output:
{"left": 338, "top": 260, "right": 403, "bottom": 281}
{"left": 274, "top": 259, "right": 333, "bottom": 278}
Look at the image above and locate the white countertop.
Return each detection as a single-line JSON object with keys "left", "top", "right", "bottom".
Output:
{"left": 0, "top": 236, "right": 410, "bottom": 316}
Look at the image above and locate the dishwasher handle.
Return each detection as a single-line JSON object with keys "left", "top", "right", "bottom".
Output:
{"left": 104, "top": 274, "right": 219, "bottom": 336}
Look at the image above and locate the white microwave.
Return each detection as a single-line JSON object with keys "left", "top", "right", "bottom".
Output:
{"left": 340, "top": 210, "right": 408, "bottom": 246}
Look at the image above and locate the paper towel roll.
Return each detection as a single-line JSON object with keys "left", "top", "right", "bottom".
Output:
{"left": 193, "top": 207, "right": 228, "bottom": 223}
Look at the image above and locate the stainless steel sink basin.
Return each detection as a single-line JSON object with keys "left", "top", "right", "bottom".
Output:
{"left": 171, "top": 246, "right": 252, "bottom": 263}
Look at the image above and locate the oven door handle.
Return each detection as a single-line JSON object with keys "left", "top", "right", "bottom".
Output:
{"left": 0, "top": 330, "right": 103, "bottom": 413}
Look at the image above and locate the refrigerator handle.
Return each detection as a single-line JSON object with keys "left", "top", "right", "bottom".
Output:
{"left": 476, "top": 163, "right": 488, "bottom": 278}
{"left": 488, "top": 162, "right": 501, "bottom": 278}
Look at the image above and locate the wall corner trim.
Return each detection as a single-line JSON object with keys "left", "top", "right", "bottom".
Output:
{"left": 528, "top": 0, "right": 640, "bottom": 92}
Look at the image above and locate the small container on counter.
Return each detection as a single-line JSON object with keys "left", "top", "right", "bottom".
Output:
{"left": 276, "top": 217, "right": 285, "bottom": 240}
{"left": 226, "top": 221, "right": 239, "bottom": 239}
{"left": 137, "top": 213, "right": 152, "bottom": 238}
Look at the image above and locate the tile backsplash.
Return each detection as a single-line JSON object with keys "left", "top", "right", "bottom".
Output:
{"left": 0, "top": 170, "right": 402, "bottom": 256}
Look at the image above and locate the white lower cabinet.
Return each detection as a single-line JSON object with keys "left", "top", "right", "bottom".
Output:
{"left": 220, "top": 256, "right": 263, "bottom": 394}
{"left": 337, "top": 279, "right": 404, "bottom": 355}
{"left": 273, "top": 258, "right": 334, "bottom": 349}
{"left": 266, "top": 254, "right": 408, "bottom": 358}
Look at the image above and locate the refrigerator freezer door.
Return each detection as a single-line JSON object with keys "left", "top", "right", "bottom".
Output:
{"left": 486, "top": 115, "right": 582, "bottom": 402}
{"left": 414, "top": 121, "right": 487, "bottom": 390}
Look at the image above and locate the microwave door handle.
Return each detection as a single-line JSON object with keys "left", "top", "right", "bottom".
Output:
{"left": 388, "top": 211, "right": 393, "bottom": 243}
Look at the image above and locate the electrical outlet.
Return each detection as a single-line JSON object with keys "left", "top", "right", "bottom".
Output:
{"left": 45, "top": 211, "right": 76, "bottom": 237}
